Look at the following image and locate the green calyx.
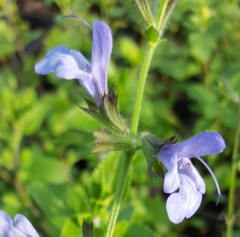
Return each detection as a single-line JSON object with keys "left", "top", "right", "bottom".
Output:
{"left": 141, "top": 132, "right": 178, "bottom": 179}
{"left": 101, "top": 87, "right": 129, "bottom": 134}
{"left": 92, "top": 130, "right": 139, "bottom": 153}
{"left": 80, "top": 87, "right": 138, "bottom": 153}
{"left": 81, "top": 87, "right": 129, "bottom": 135}
{"left": 133, "top": 0, "right": 154, "bottom": 27}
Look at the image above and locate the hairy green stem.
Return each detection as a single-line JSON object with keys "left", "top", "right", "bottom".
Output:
{"left": 156, "top": 0, "right": 171, "bottom": 30}
{"left": 131, "top": 44, "right": 157, "bottom": 135}
{"left": 105, "top": 42, "right": 158, "bottom": 237}
{"left": 105, "top": 152, "right": 132, "bottom": 237}
{"left": 131, "top": 0, "right": 177, "bottom": 135}
{"left": 226, "top": 99, "right": 240, "bottom": 237}
{"left": 105, "top": 1, "right": 178, "bottom": 235}
{"left": 105, "top": 42, "right": 157, "bottom": 237}
{"left": 158, "top": 0, "right": 177, "bottom": 37}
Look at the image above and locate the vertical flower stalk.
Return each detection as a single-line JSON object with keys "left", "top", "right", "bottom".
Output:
{"left": 131, "top": 0, "right": 177, "bottom": 134}
{"left": 130, "top": 44, "right": 157, "bottom": 134}
{"left": 105, "top": 152, "right": 132, "bottom": 237}
{"left": 105, "top": 42, "right": 157, "bottom": 237}
{"left": 156, "top": 0, "right": 171, "bottom": 30}
{"left": 226, "top": 98, "right": 240, "bottom": 237}
{"left": 105, "top": 20, "right": 158, "bottom": 237}
{"left": 106, "top": 2, "right": 178, "bottom": 236}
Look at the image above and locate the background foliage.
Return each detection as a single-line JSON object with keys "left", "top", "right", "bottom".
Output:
{"left": 0, "top": 0, "right": 239, "bottom": 236}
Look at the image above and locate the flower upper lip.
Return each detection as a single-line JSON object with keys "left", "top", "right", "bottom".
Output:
{"left": 35, "top": 19, "right": 113, "bottom": 107}
{"left": 157, "top": 132, "right": 226, "bottom": 224}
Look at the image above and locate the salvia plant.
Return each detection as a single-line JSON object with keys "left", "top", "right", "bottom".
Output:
{"left": 1, "top": 0, "right": 240, "bottom": 237}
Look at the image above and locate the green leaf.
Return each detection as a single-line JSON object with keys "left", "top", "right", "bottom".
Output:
{"left": 91, "top": 152, "right": 122, "bottom": 197}
{"left": 117, "top": 204, "right": 134, "bottom": 222}
{"left": 29, "top": 183, "right": 71, "bottom": 228}
{"left": 24, "top": 154, "right": 68, "bottom": 184}
{"left": 61, "top": 218, "right": 82, "bottom": 237}
{"left": 0, "top": 20, "right": 15, "bottom": 58}
{"left": 118, "top": 37, "right": 142, "bottom": 65}
{"left": 17, "top": 102, "right": 49, "bottom": 135}
{"left": 189, "top": 32, "right": 217, "bottom": 62}
{"left": 123, "top": 223, "right": 158, "bottom": 237}
{"left": 114, "top": 220, "right": 129, "bottom": 237}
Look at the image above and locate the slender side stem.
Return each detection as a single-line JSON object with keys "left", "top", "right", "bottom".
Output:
{"left": 131, "top": 44, "right": 157, "bottom": 134}
{"left": 131, "top": 0, "right": 177, "bottom": 135}
{"left": 158, "top": 0, "right": 177, "bottom": 37}
{"left": 226, "top": 99, "right": 240, "bottom": 237}
{"left": 156, "top": 0, "right": 171, "bottom": 30}
{"left": 105, "top": 152, "right": 132, "bottom": 237}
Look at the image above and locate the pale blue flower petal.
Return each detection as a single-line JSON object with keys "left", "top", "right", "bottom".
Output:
{"left": 0, "top": 210, "right": 12, "bottom": 227}
{"left": 166, "top": 175, "right": 202, "bottom": 224}
{"left": 160, "top": 132, "right": 225, "bottom": 160}
{"left": 183, "top": 176, "right": 202, "bottom": 218}
{"left": 0, "top": 227, "right": 24, "bottom": 237}
{"left": 54, "top": 65, "right": 91, "bottom": 80}
{"left": 35, "top": 45, "right": 90, "bottom": 78}
{"left": 0, "top": 211, "right": 19, "bottom": 237}
{"left": 158, "top": 132, "right": 225, "bottom": 224}
{"left": 91, "top": 20, "right": 112, "bottom": 96}
{"left": 0, "top": 211, "right": 22, "bottom": 236}
{"left": 54, "top": 65, "right": 102, "bottom": 105}
{"left": 163, "top": 155, "right": 180, "bottom": 193}
{"left": 157, "top": 146, "right": 174, "bottom": 171}
{"left": 69, "top": 49, "right": 90, "bottom": 69}
{"left": 35, "top": 45, "right": 69, "bottom": 74}
{"left": 35, "top": 19, "right": 113, "bottom": 107}
{"left": 166, "top": 191, "right": 187, "bottom": 224}
{"left": 0, "top": 211, "right": 39, "bottom": 237}
{"left": 14, "top": 214, "right": 40, "bottom": 237}
{"left": 179, "top": 159, "right": 206, "bottom": 194}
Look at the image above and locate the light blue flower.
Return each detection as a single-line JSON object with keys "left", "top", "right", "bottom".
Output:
{"left": 157, "top": 132, "right": 226, "bottom": 224}
{"left": 0, "top": 210, "right": 39, "bottom": 237}
{"left": 35, "top": 19, "right": 112, "bottom": 107}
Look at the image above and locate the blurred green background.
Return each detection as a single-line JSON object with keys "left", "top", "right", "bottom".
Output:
{"left": 0, "top": 0, "right": 239, "bottom": 236}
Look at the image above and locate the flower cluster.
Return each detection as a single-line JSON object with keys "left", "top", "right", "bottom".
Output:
{"left": 33, "top": 13, "right": 226, "bottom": 230}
